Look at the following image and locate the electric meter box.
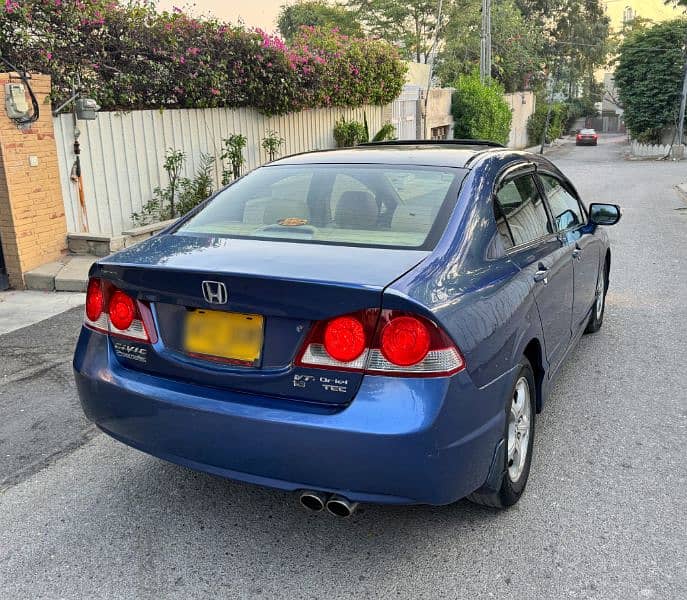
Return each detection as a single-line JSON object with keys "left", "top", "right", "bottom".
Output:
{"left": 5, "top": 83, "right": 30, "bottom": 119}
{"left": 75, "top": 98, "right": 101, "bottom": 120}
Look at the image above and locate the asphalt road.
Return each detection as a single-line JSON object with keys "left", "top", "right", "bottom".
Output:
{"left": 1, "top": 135, "right": 685, "bottom": 599}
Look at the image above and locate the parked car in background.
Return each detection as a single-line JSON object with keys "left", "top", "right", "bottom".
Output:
{"left": 73, "top": 141, "right": 621, "bottom": 516}
{"left": 576, "top": 129, "right": 599, "bottom": 146}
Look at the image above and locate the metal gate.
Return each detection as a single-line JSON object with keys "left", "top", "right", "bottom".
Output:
{"left": 391, "top": 86, "right": 420, "bottom": 140}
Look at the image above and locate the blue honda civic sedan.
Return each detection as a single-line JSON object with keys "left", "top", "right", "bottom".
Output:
{"left": 74, "top": 141, "right": 620, "bottom": 516}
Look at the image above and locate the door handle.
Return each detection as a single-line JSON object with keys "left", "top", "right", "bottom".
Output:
{"left": 534, "top": 265, "right": 549, "bottom": 284}
{"left": 572, "top": 244, "right": 582, "bottom": 260}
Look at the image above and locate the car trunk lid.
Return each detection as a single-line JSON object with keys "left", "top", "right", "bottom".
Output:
{"left": 95, "top": 234, "right": 428, "bottom": 405}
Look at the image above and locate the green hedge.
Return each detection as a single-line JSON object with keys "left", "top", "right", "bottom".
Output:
{"left": 451, "top": 74, "right": 512, "bottom": 145}
{"left": 0, "top": 1, "right": 406, "bottom": 115}
{"left": 527, "top": 101, "right": 569, "bottom": 146}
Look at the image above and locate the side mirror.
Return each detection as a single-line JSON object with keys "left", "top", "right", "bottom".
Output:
{"left": 589, "top": 203, "right": 621, "bottom": 226}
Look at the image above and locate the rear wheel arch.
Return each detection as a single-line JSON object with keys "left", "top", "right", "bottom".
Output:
{"left": 523, "top": 338, "right": 544, "bottom": 413}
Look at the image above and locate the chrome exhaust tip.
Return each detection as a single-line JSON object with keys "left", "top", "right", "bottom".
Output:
{"left": 299, "top": 490, "right": 328, "bottom": 512}
{"left": 325, "top": 495, "right": 358, "bottom": 518}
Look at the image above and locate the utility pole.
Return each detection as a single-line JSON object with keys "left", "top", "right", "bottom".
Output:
{"left": 423, "top": 0, "right": 444, "bottom": 139}
{"left": 677, "top": 52, "right": 687, "bottom": 150}
{"left": 540, "top": 61, "right": 561, "bottom": 155}
{"left": 480, "top": 0, "right": 492, "bottom": 83}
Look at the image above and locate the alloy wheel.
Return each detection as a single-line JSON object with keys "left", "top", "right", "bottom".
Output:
{"left": 507, "top": 377, "right": 532, "bottom": 482}
{"left": 596, "top": 269, "right": 606, "bottom": 319}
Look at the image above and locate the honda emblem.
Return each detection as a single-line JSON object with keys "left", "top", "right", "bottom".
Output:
{"left": 202, "top": 281, "right": 228, "bottom": 305}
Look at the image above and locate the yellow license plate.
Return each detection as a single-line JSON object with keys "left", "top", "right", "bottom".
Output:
{"left": 184, "top": 309, "right": 264, "bottom": 365}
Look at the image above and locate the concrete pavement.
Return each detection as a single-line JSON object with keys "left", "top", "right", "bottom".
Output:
{"left": 0, "top": 290, "right": 85, "bottom": 335}
{"left": 0, "top": 134, "right": 685, "bottom": 599}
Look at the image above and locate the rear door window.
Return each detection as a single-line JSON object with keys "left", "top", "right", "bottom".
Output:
{"left": 177, "top": 164, "right": 466, "bottom": 250}
{"left": 538, "top": 174, "right": 585, "bottom": 231}
{"left": 495, "top": 175, "right": 552, "bottom": 247}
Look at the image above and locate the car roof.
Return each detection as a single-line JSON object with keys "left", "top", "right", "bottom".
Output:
{"left": 270, "top": 142, "right": 503, "bottom": 169}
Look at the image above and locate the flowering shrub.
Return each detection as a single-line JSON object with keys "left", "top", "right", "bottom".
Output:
{"left": 0, "top": 1, "right": 406, "bottom": 114}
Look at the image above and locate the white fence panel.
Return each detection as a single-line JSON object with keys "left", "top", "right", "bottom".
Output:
{"left": 391, "top": 86, "right": 420, "bottom": 140}
{"left": 630, "top": 141, "right": 670, "bottom": 158}
{"left": 55, "top": 105, "right": 385, "bottom": 235}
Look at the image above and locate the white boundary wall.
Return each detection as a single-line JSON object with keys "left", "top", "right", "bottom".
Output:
{"left": 504, "top": 91, "right": 536, "bottom": 149}
{"left": 54, "top": 105, "right": 385, "bottom": 235}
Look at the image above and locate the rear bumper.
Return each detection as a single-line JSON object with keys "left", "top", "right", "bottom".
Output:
{"left": 74, "top": 328, "right": 510, "bottom": 505}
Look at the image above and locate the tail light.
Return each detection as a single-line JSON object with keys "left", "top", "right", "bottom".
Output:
{"left": 576, "top": 134, "right": 582, "bottom": 140}
{"left": 84, "top": 277, "right": 155, "bottom": 342}
{"left": 296, "top": 309, "right": 464, "bottom": 377}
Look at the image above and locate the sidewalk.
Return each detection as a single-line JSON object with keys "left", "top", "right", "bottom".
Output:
{"left": 0, "top": 290, "right": 84, "bottom": 335}
{"left": 524, "top": 136, "right": 571, "bottom": 154}
{"left": 676, "top": 182, "right": 687, "bottom": 201}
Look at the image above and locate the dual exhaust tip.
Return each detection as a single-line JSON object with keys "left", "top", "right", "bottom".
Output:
{"left": 299, "top": 491, "right": 358, "bottom": 518}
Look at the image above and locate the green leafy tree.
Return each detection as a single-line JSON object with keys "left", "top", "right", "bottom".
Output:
{"left": 278, "top": 1, "right": 363, "bottom": 41}
{"left": 614, "top": 19, "right": 687, "bottom": 142}
{"left": 347, "top": 0, "right": 442, "bottom": 63}
{"left": 437, "top": 0, "right": 545, "bottom": 92}
{"left": 451, "top": 73, "right": 512, "bottom": 144}
{"left": 516, "top": 0, "right": 610, "bottom": 100}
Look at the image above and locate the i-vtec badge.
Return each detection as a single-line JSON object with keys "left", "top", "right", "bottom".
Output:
{"left": 202, "top": 280, "right": 228, "bottom": 305}
{"left": 113, "top": 341, "right": 148, "bottom": 364}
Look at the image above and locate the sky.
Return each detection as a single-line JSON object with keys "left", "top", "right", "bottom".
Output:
{"left": 156, "top": 0, "right": 284, "bottom": 31}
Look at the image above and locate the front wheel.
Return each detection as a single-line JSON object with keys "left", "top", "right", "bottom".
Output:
{"left": 468, "top": 361, "right": 536, "bottom": 508}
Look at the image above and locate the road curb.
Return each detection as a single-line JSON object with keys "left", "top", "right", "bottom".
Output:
{"left": 675, "top": 183, "right": 687, "bottom": 202}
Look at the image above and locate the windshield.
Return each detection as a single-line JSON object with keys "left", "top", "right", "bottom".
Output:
{"left": 176, "top": 164, "right": 467, "bottom": 250}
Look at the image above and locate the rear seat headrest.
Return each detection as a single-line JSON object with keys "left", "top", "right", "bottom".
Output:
{"left": 335, "top": 191, "right": 377, "bottom": 230}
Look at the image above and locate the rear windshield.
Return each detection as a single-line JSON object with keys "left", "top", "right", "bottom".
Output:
{"left": 176, "top": 164, "right": 467, "bottom": 249}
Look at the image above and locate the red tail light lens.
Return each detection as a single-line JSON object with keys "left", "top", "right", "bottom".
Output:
{"left": 380, "top": 316, "right": 430, "bottom": 366}
{"left": 83, "top": 277, "right": 153, "bottom": 343}
{"left": 85, "top": 278, "right": 104, "bottom": 322}
{"left": 109, "top": 290, "right": 136, "bottom": 331}
{"left": 296, "top": 309, "right": 464, "bottom": 377}
{"left": 324, "top": 315, "right": 366, "bottom": 362}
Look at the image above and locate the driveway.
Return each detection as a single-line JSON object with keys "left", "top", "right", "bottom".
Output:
{"left": 0, "top": 135, "right": 685, "bottom": 599}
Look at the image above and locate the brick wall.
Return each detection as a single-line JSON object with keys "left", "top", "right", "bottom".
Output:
{"left": 0, "top": 73, "right": 67, "bottom": 289}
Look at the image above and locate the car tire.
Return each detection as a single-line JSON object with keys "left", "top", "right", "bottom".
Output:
{"left": 585, "top": 261, "right": 608, "bottom": 333}
{"left": 468, "top": 360, "right": 536, "bottom": 509}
